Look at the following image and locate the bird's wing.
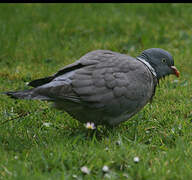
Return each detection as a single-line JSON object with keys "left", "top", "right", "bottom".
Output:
{"left": 28, "top": 50, "right": 114, "bottom": 87}
{"left": 31, "top": 50, "right": 121, "bottom": 101}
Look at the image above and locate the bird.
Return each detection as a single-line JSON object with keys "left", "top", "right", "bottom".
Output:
{"left": 3, "top": 48, "right": 180, "bottom": 127}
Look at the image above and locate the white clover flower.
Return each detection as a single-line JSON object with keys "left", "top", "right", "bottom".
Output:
{"left": 81, "top": 166, "right": 90, "bottom": 174}
{"left": 43, "top": 122, "right": 52, "bottom": 127}
{"left": 72, "top": 174, "right": 78, "bottom": 179}
{"left": 116, "top": 140, "right": 121, "bottom": 146}
{"left": 102, "top": 165, "right": 109, "bottom": 173}
{"left": 133, "top": 156, "right": 140, "bottom": 163}
{"left": 14, "top": 156, "right": 18, "bottom": 160}
{"left": 105, "top": 147, "right": 109, "bottom": 151}
{"left": 85, "top": 122, "right": 96, "bottom": 130}
{"left": 173, "top": 79, "right": 179, "bottom": 83}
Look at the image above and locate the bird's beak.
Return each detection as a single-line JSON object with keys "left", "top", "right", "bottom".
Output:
{"left": 171, "top": 66, "right": 180, "bottom": 77}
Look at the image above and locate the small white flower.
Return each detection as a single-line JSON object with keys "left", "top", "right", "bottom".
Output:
{"left": 85, "top": 122, "right": 96, "bottom": 130}
{"left": 72, "top": 174, "right": 78, "bottom": 179}
{"left": 105, "top": 147, "right": 109, "bottom": 151}
{"left": 116, "top": 140, "right": 121, "bottom": 145}
{"left": 14, "top": 156, "right": 18, "bottom": 160}
{"left": 102, "top": 165, "right": 109, "bottom": 173}
{"left": 43, "top": 122, "right": 52, "bottom": 127}
{"left": 81, "top": 166, "right": 90, "bottom": 174}
{"left": 133, "top": 156, "right": 140, "bottom": 163}
{"left": 173, "top": 79, "right": 179, "bottom": 83}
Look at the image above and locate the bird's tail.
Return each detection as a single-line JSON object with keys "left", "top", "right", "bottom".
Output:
{"left": 2, "top": 89, "right": 35, "bottom": 99}
{"left": 2, "top": 86, "right": 54, "bottom": 101}
{"left": 2, "top": 89, "right": 51, "bottom": 101}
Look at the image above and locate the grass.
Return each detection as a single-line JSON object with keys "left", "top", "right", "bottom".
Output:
{"left": 0, "top": 3, "right": 192, "bottom": 180}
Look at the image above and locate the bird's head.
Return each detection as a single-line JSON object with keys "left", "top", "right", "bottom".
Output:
{"left": 137, "top": 48, "right": 180, "bottom": 80}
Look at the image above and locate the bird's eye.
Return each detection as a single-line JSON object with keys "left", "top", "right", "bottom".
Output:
{"left": 162, "top": 58, "right": 167, "bottom": 63}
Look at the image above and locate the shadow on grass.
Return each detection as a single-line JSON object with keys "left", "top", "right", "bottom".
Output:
{"left": 0, "top": 114, "right": 140, "bottom": 153}
{"left": 0, "top": 105, "right": 179, "bottom": 154}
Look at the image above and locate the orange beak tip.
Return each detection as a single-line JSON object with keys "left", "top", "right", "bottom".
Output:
{"left": 171, "top": 66, "right": 180, "bottom": 78}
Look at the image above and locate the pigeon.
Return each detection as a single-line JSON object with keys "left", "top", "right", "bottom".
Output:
{"left": 3, "top": 48, "right": 180, "bottom": 126}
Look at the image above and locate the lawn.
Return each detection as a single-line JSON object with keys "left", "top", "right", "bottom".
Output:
{"left": 0, "top": 3, "right": 192, "bottom": 180}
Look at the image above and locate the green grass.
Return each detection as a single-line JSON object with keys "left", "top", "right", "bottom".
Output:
{"left": 0, "top": 3, "right": 192, "bottom": 180}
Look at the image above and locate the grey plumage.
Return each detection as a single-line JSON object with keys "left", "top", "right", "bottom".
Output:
{"left": 3, "top": 49, "right": 179, "bottom": 126}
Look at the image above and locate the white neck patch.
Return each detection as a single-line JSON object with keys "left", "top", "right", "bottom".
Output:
{"left": 136, "top": 57, "right": 157, "bottom": 77}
